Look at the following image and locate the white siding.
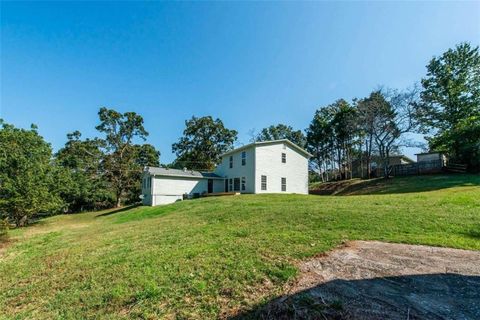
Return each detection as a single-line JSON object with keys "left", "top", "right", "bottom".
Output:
{"left": 215, "top": 146, "right": 256, "bottom": 193}
{"left": 153, "top": 176, "right": 208, "bottom": 195}
{"left": 254, "top": 143, "right": 308, "bottom": 194}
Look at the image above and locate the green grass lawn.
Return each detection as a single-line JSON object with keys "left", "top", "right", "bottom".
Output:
{"left": 1, "top": 174, "right": 479, "bottom": 319}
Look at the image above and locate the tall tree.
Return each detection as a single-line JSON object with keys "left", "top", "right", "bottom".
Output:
{"left": 372, "top": 88, "right": 418, "bottom": 178}
{"left": 306, "top": 108, "right": 335, "bottom": 181}
{"left": 331, "top": 99, "right": 358, "bottom": 179}
{"left": 125, "top": 143, "right": 160, "bottom": 204}
{"left": 254, "top": 124, "right": 307, "bottom": 148}
{"left": 355, "top": 92, "right": 385, "bottom": 178}
{"left": 96, "top": 108, "right": 149, "bottom": 207}
{"left": 416, "top": 42, "right": 480, "bottom": 171}
{"left": 0, "top": 120, "right": 63, "bottom": 227}
{"left": 172, "top": 116, "right": 237, "bottom": 170}
{"left": 55, "top": 131, "right": 113, "bottom": 212}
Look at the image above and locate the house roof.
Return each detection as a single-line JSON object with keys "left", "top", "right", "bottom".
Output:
{"left": 389, "top": 155, "right": 415, "bottom": 163}
{"left": 220, "top": 139, "right": 313, "bottom": 158}
{"left": 415, "top": 151, "right": 445, "bottom": 155}
{"left": 144, "top": 167, "right": 224, "bottom": 179}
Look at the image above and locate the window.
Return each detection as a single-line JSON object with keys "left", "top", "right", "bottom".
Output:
{"left": 282, "top": 153, "right": 286, "bottom": 163}
{"left": 241, "top": 151, "right": 246, "bottom": 166}
{"left": 234, "top": 178, "right": 240, "bottom": 191}
{"left": 241, "top": 177, "right": 246, "bottom": 191}
{"left": 281, "top": 177, "right": 286, "bottom": 192}
{"left": 229, "top": 156, "right": 233, "bottom": 168}
{"left": 261, "top": 175, "right": 267, "bottom": 191}
{"left": 229, "top": 178, "right": 233, "bottom": 192}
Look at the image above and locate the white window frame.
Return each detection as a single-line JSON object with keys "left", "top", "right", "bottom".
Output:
{"left": 241, "top": 177, "right": 246, "bottom": 191}
{"left": 261, "top": 175, "right": 267, "bottom": 191}
{"left": 229, "top": 156, "right": 233, "bottom": 168}
{"left": 241, "top": 151, "right": 246, "bottom": 166}
{"left": 281, "top": 177, "right": 286, "bottom": 192}
{"left": 281, "top": 152, "right": 286, "bottom": 163}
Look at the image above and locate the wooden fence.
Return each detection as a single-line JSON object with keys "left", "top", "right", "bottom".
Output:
{"left": 376, "top": 160, "right": 443, "bottom": 177}
{"left": 383, "top": 160, "right": 467, "bottom": 177}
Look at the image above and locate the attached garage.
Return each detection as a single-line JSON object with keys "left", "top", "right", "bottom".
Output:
{"left": 142, "top": 167, "right": 225, "bottom": 206}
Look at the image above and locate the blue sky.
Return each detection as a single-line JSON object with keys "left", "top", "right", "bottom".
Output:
{"left": 1, "top": 1, "right": 479, "bottom": 163}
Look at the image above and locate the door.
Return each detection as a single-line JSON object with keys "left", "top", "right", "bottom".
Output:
{"left": 233, "top": 178, "right": 240, "bottom": 191}
{"left": 208, "top": 179, "right": 213, "bottom": 193}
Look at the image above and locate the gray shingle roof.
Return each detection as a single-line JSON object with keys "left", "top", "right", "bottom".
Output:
{"left": 144, "top": 167, "right": 223, "bottom": 179}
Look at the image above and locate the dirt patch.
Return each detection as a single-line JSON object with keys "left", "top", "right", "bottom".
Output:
{"left": 242, "top": 241, "right": 480, "bottom": 319}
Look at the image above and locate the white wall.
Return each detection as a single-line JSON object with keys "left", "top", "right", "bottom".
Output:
{"left": 215, "top": 146, "right": 256, "bottom": 193}
{"left": 254, "top": 143, "right": 309, "bottom": 194}
{"left": 147, "top": 175, "right": 225, "bottom": 205}
{"left": 417, "top": 153, "right": 441, "bottom": 162}
{"left": 153, "top": 176, "right": 208, "bottom": 196}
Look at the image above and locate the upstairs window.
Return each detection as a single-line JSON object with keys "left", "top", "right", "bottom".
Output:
{"left": 241, "top": 151, "right": 246, "bottom": 166}
{"left": 261, "top": 175, "right": 267, "bottom": 191}
{"left": 281, "top": 177, "right": 286, "bottom": 192}
{"left": 241, "top": 177, "right": 246, "bottom": 191}
{"left": 229, "top": 156, "right": 233, "bottom": 168}
{"left": 281, "top": 153, "right": 286, "bottom": 163}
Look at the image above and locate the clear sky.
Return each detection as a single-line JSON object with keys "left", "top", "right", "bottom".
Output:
{"left": 1, "top": 1, "right": 479, "bottom": 163}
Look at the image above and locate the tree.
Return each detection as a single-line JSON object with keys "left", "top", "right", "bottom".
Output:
{"left": 331, "top": 100, "right": 358, "bottom": 180}
{"left": 172, "top": 116, "right": 237, "bottom": 170}
{"left": 96, "top": 108, "right": 149, "bottom": 207}
{"left": 125, "top": 143, "right": 160, "bottom": 204}
{"left": 355, "top": 92, "right": 385, "bottom": 178}
{"left": 306, "top": 100, "right": 357, "bottom": 181}
{"left": 254, "top": 124, "right": 307, "bottom": 148}
{"left": 372, "top": 88, "right": 419, "bottom": 178}
{"left": 55, "top": 131, "right": 113, "bottom": 212}
{"left": 416, "top": 42, "right": 480, "bottom": 171}
{"left": 306, "top": 108, "right": 335, "bottom": 181}
{"left": 0, "top": 120, "right": 63, "bottom": 227}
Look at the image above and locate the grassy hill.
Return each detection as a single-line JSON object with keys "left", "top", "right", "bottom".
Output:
{"left": 1, "top": 174, "right": 479, "bottom": 319}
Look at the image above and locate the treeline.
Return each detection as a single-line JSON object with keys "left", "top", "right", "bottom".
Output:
{"left": 305, "top": 42, "right": 480, "bottom": 181}
{"left": 0, "top": 108, "right": 160, "bottom": 227}
{"left": 1, "top": 42, "right": 478, "bottom": 229}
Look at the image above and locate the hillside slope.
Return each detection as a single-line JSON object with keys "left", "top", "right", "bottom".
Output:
{"left": 1, "top": 174, "right": 479, "bottom": 319}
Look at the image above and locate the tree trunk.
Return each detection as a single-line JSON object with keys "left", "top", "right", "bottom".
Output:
{"left": 115, "top": 193, "right": 122, "bottom": 208}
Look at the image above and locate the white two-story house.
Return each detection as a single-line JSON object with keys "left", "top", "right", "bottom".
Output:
{"left": 142, "top": 139, "right": 311, "bottom": 206}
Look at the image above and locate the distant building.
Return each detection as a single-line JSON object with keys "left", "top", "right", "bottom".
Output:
{"left": 142, "top": 139, "right": 312, "bottom": 206}
{"left": 415, "top": 152, "right": 448, "bottom": 166}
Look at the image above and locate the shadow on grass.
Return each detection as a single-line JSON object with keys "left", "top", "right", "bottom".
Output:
{"left": 310, "top": 174, "right": 480, "bottom": 196}
{"left": 230, "top": 273, "right": 480, "bottom": 320}
{"left": 95, "top": 204, "right": 142, "bottom": 217}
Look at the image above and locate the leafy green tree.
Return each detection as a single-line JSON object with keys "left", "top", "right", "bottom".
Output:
{"left": 55, "top": 131, "right": 114, "bottom": 212}
{"left": 306, "top": 108, "right": 335, "bottom": 181}
{"left": 0, "top": 120, "right": 63, "bottom": 227}
{"left": 254, "top": 124, "right": 307, "bottom": 148}
{"left": 125, "top": 143, "right": 160, "bottom": 204}
{"left": 416, "top": 42, "right": 480, "bottom": 170}
{"left": 96, "top": 108, "right": 149, "bottom": 207}
{"left": 172, "top": 116, "right": 237, "bottom": 170}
